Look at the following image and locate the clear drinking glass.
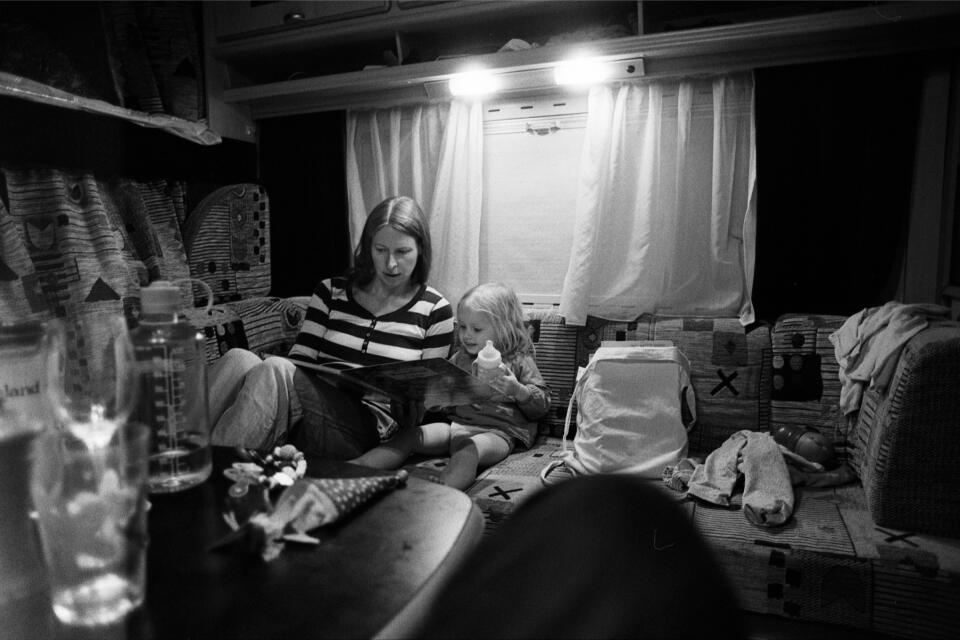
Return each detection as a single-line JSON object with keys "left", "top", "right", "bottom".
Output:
{"left": 45, "top": 313, "right": 138, "bottom": 449}
{"left": 30, "top": 421, "right": 150, "bottom": 628}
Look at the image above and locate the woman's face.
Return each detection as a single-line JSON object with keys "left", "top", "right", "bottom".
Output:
{"left": 370, "top": 225, "right": 419, "bottom": 292}
{"left": 457, "top": 307, "right": 498, "bottom": 356}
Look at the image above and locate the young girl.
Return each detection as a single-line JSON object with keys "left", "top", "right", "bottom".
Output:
{"left": 351, "top": 282, "right": 551, "bottom": 489}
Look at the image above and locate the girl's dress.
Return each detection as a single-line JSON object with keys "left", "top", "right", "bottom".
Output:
{"left": 442, "top": 349, "right": 551, "bottom": 448}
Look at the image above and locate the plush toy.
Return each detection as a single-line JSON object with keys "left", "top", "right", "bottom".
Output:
{"left": 771, "top": 424, "right": 837, "bottom": 469}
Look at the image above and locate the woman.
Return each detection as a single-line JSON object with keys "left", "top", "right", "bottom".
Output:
{"left": 208, "top": 196, "right": 454, "bottom": 459}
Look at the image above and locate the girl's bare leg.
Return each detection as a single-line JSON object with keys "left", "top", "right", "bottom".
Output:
{"left": 350, "top": 421, "right": 450, "bottom": 469}
{"left": 441, "top": 431, "right": 511, "bottom": 490}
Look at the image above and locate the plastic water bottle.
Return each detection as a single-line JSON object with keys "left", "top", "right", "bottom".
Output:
{"left": 0, "top": 321, "right": 55, "bottom": 431}
{"left": 473, "top": 340, "right": 503, "bottom": 383}
{"left": 132, "top": 280, "right": 212, "bottom": 493}
{"left": 0, "top": 349, "right": 53, "bottom": 638}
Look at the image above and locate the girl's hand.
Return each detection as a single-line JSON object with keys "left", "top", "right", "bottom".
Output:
{"left": 489, "top": 367, "right": 530, "bottom": 402}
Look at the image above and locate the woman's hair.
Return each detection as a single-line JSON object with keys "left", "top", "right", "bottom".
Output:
{"left": 457, "top": 282, "right": 532, "bottom": 359}
{"left": 351, "top": 196, "right": 432, "bottom": 287}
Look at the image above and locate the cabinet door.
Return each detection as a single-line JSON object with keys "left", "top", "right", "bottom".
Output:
{"left": 211, "top": 1, "right": 390, "bottom": 41}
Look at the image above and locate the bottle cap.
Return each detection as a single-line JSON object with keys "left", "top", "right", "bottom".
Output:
{"left": 140, "top": 280, "right": 180, "bottom": 315}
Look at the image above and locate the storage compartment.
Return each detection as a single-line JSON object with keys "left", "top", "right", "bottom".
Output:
{"left": 210, "top": 1, "right": 390, "bottom": 41}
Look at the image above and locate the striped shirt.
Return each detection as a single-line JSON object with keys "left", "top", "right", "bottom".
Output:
{"left": 288, "top": 277, "right": 454, "bottom": 368}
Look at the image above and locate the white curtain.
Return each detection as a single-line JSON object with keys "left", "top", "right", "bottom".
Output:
{"left": 345, "top": 100, "right": 484, "bottom": 307}
{"left": 559, "top": 73, "right": 757, "bottom": 325}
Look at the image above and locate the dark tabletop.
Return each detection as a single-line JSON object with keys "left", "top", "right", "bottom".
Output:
{"left": 55, "top": 447, "right": 483, "bottom": 640}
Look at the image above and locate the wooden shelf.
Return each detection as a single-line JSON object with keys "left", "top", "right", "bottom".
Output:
{"left": 0, "top": 71, "right": 221, "bottom": 146}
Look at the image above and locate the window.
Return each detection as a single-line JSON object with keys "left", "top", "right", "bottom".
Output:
{"left": 479, "top": 96, "right": 586, "bottom": 305}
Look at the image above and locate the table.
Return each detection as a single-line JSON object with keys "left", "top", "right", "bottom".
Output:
{"left": 58, "top": 447, "right": 484, "bottom": 640}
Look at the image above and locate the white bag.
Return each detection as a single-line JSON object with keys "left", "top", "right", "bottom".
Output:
{"left": 553, "top": 341, "right": 696, "bottom": 478}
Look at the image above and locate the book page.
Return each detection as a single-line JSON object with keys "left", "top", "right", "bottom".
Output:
{"left": 337, "top": 358, "right": 497, "bottom": 408}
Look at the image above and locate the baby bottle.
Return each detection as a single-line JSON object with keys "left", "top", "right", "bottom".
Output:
{"left": 131, "top": 280, "right": 212, "bottom": 493}
{"left": 473, "top": 340, "right": 503, "bottom": 383}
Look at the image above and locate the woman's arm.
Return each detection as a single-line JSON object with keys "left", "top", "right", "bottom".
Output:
{"left": 287, "top": 279, "right": 333, "bottom": 363}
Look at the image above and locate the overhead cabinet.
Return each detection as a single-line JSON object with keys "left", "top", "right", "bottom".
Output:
{"left": 210, "top": 1, "right": 391, "bottom": 42}
{"left": 203, "top": 1, "right": 960, "bottom": 140}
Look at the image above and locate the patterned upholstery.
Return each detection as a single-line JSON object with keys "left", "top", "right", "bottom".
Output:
{"left": 469, "top": 433, "right": 960, "bottom": 639}
{"left": 1, "top": 166, "right": 193, "bottom": 394}
{"left": 227, "top": 295, "right": 309, "bottom": 358}
{"left": 523, "top": 306, "right": 579, "bottom": 438}
{"left": 182, "top": 183, "right": 271, "bottom": 304}
{"left": 649, "top": 316, "right": 771, "bottom": 453}
{"left": 698, "top": 480, "right": 960, "bottom": 638}
{"left": 769, "top": 314, "right": 850, "bottom": 459}
{"left": 851, "top": 326, "right": 960, "bottom": 537}
{"left": 468, "top": 311, "right": 960, "bottom": 639}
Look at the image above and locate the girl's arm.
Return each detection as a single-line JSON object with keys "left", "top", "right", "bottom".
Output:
{"left": 495, "top": 355, "right": 551, "bottom": 421}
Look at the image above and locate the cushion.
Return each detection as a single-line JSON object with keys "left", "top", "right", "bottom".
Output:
{"left": 650, "top": 316, "right": 771, "bottom": 453}
{"left": 183, "top": 184, "right": 271, "bottom": 304}
{"left": 851, "top": 325, "right": 960, "bottom": 536}
{"left": 227, "top": 295, "right": 309, "bottom": 358}
{"left": 769, "top": 314, "right": 849, "bottom": 459}
{"left": 523, "top": 308, "right": 579, "bottom": 438}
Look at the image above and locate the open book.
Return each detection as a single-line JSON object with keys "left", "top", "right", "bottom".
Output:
{"left": 286, "top": 357, "right": 497, "bottom": 408}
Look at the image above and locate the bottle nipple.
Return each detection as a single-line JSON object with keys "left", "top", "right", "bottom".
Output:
{"left": 474, "top": 340, "right": 502, "bottom": 382}
{"left": 477, "top": 340, "right": 500, "bottom": 364}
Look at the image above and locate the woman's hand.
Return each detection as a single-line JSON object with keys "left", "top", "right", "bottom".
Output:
{"left": 391, "top": 397, "right": 426, "bottom": 430}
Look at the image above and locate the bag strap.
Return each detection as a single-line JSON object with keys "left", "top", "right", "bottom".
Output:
{"left": 537, "top": 373, "right": 586, "bottom": 485}
{"left": 560, "top": 363, "right": 594, "bottom": 454}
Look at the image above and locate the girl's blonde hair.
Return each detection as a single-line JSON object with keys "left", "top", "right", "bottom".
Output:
{"left": 457, "top": 282, "right": 532, "bottom": 359}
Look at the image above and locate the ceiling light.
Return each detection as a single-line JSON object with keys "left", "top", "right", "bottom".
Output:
{"left": 448, "top": 70, "right": 501, "bottom": 96}
{"left": 554, "top": 58, "right": 612, "bottom": 86}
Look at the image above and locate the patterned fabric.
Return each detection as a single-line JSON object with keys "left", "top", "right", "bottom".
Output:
{"left": 649, "top": 316, "right": 771, "bottom": 453}
{"left": 227, "top": 296, "right": 310, "bottom": 358}
{"left": 1, "top": 166, "right": 192, "bottom": 396}
{"left": 183, "top": 184, "right": 271, "bottom": 304}
{"left": 100, "top": 1, "right": 205, "bottom": 121}
{"left": 769, "top": 314, "right": 849, "bottom": 459}
{"left": 0, "top": 197, "right": 44, "bottom": 320}
{"left": 301, "top": 473, "right": 407, "bottom": 524}
{"left": 289, "top": 277, "right": 454, "bottom": 367}
{"left": 522, "top": 307, "right": 578, "bottom": 438}
{"left": 465, "top": 436, "right": 960, "bottom": 640}
{"left": 850, "top": 326, "right": 960, "bottom": 536}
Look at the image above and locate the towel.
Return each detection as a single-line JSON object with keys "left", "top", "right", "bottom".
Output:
{"left": 829, "top": 302, "right": 953, "bottom": 414}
